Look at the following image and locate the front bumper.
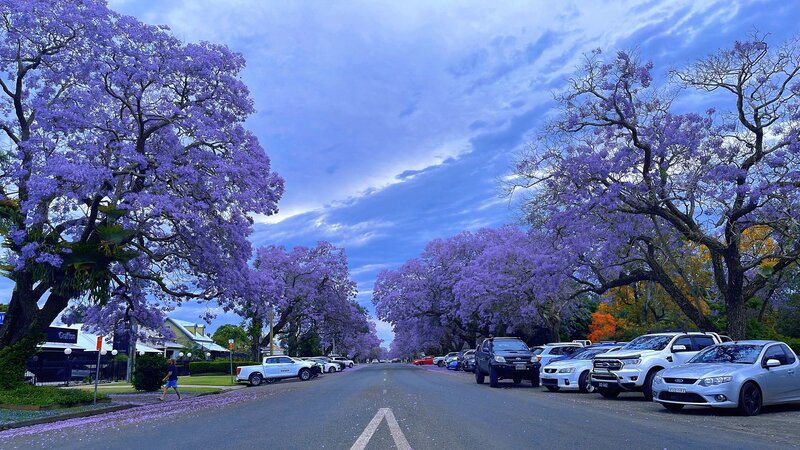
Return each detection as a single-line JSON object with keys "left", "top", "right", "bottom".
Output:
{"left": 492, "top": 362, "right": 540, "bottom": 378}
{"left": 590, "top": 367, "right": 643, "bottom": 390}
{"left": 541, "top": 371, "right": 580, "bottom": 390}
{"left": 652, "top": 382, "right": 739, "bottom": 408}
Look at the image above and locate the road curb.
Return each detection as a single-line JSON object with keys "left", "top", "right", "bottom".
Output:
{"left": 0, "top": 404, "right": 137, "bottom": 431}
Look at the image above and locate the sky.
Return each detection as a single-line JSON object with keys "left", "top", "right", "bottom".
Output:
{"left": 4, "top": 0, "right": 800, "bottom": 346}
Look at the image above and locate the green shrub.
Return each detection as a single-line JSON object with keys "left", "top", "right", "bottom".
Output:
{"left": 132, "top": 354, "right": 167, "bottom": 391}
{"left": 188, "top": 360, "right": 261, "bottom": 375}
{"left": 0, "top": 385, "right": 107, "bottom": 407}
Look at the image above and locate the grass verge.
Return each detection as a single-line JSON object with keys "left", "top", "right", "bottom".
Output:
{"left": 0, "top": 385, "right": 108, "bottom": 408}
{"left": 180, "top": 375, "right": 237, "bottom": 386}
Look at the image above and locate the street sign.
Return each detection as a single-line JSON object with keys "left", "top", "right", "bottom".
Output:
{"left": 96, "top": 335, "right": 103, "bottom": 351}
{"left": 228, "top": 338, "right": 234, "bottom": 350}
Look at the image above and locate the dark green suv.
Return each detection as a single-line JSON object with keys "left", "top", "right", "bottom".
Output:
{"left": 474, "top": 337, "right": 541, "bottom": 388}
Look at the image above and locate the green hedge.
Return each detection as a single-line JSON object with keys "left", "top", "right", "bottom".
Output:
{"left": 132, "top": 354, "right": 167, "bottom": 391}
{"left": 189, "top": 360, "right": 261, "bottom": 375}
{"left": 0, "top": 385, "right": 108, "bottom": 407}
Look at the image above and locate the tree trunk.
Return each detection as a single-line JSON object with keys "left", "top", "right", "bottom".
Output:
{"left": 726, "top": 293, "right": 747, "bottom": 340}
{"left": 0, "top": 282, "right": 70, "bottom": 388}
{"left": 249, "top": 316, "right": 263, "bottom": 361}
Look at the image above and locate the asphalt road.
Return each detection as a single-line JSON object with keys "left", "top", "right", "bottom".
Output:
{"left": 1, "top": 364, "right": 798, "bottom": 450}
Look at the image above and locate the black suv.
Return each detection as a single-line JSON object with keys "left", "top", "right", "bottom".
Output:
{"left": 474, "top": 337, "right": 540, "bottom": 387}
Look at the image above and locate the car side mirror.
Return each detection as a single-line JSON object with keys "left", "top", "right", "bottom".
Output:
{"left": 671, "top": 345, "right": 688, "bottom": 352}
{"left": 765, "top": 358, "right": 781, "bottom": 368}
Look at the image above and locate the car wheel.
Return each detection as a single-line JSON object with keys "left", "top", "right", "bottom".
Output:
{"left": 349, "top": 363, "right": 354, "bottom": 368}
{"left": 545, "top": 385, "right": 559, "bottom": 392}
{"left": 248, "top": 373, "right": 263, "bottom": 387}
{"left": 642, "top": 369, "right": 660, "bottom": 401}
{"left": 598, "top": 388, "right": 620, "bottom": 399}
{"left": 437, "top": 361, "right": 444, "bottom": 367}
{"left": 737, "top": 382, "right": 762, "bottom": 416}
{"left": 662, "top": 403, "right": 684, "bottom": 412}
{"left": 512, "top": 377, "right": 522, "bottom": 384}
{"left": 489, "top": 365, "right": 499, "bottom": 388}
{"left": 328, "top": 367, "right": 336, "bottom": 373}
{"left": 475, "top": 368, "right": 485, "bottom": 384}
{"left": 299, "top": 368, "right": 312, "bottom": 381}
{"left": 530, "top": 371, "right": 540, "bottom": 387}
{"left": 578, "top": 371, "right": 594, "bottom": 393}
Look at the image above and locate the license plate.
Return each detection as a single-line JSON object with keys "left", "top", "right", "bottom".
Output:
{"left": 668, "top": 387, "right": 686, "bottom": 393}
{"left": 515, "top": 364, "right": 526, "bottom": 370}
{"left": 599, "top": 382, "right": 608, "bottom": 388}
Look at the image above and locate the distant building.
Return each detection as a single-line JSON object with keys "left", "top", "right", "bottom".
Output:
{"left": 165, "top": 317, "right": 230, "bottom": 358}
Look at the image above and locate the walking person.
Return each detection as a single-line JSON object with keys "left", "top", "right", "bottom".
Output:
{"left": 159, "top": 358, "right": 182, "bottom": 401}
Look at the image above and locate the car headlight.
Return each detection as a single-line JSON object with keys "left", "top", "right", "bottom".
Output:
{"left": 653, "top": 374, "right": 663, "bottom": 385}
{"left": 700, "top": 376, "right": 732, "bottom": 386}
{"left": 620, "top": 358, "right": 641, "bottom": 366}
{"left": 494, "top": 356, "right": 506, "bottom": 363}
{"left": 558, "top": 367, "right": 575, "bottom": 374}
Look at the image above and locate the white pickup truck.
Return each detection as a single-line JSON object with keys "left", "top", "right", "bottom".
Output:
{"left": 591, "top": 332, "right": 725, "bottom": 400}
{"left": 236, "top": 356, "right": 319, "bottom": 386}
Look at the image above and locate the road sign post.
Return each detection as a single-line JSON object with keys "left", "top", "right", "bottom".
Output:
{"left": 228, "top": 339, "right": 234, "bottom": 384}
{"left": 93, "top": 335, "right": 103, "bottom": 404}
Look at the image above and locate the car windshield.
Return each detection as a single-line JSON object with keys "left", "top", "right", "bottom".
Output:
{"left": 622, "top": 335, "right": 673, "bottom": 351}
{"left": 689, "top": 344, "right": 764, "bottom": 364}
{"left": 569, "top": 347, "right": 612, "bottom": 360}
{"left": 493, "top": 340, "right": 528, "bottom": 351}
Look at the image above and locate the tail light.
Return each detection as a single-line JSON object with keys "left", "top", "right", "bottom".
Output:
{"left": 236, "top": 367, "right": 241, "bottom": 376}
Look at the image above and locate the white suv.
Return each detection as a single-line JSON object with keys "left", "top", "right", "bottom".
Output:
{"left": 590, "top": 332, "right": 721, "bottom": 400}
{"left": 330, "top": 356, "right": 354, "bottom": 368}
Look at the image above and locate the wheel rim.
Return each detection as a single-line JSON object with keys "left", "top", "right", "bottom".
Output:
{"left": 744, "top": 386, "right": 760, "bottom": 413}
{"left": 301, "top": 370, "right": 310, "bottom": 380}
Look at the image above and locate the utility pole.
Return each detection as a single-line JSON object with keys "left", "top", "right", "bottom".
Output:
{"left": 126, "top": 319, "right": 138, "bottom": 382}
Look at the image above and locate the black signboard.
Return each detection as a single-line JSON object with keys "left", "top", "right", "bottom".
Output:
{"left": 47, "top": 326, "right": 78, "bottom": 344}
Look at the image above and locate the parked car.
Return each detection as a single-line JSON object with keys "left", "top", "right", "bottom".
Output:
{"left": 447, "top": 359, "right": 460, "bottom": 370}
{"left": 309, "top": 357, "right": 340, "bottom": 373}
{"left": 474, "top": 337, "right": 541, "bottom": 387}
{"left": 413, "top": 356, "right": 434, "bottom": 365}
{"left": 459, "top": 350, "right": 476, "bottom": 372}
{"left": 653, "top": 340, "right": 800, "bottom": 416}
{"left": 236, "top": 356, "right": 318, "bottom": 386}
{"left": 438, "top": 352, "right": 459, "bottom": 367}
{"left": 537, "top": 342, "right": 585, "bottom": 370}
{"left": 541, "top": 344, "right": 623, "bottom": 393}
{"left": 330, "top": 356, "right": 354, "bottom": 368}
{"left": 591, "top": 331, "right": 722, "bottom": 400}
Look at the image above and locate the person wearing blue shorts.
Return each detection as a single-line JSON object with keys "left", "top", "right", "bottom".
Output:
{"left": 159, "top": 358, "right": 182, "bottom": 401}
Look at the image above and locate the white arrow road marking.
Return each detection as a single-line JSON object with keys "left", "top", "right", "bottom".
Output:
{"left": 350, "top": 408, "right": 411, "bottom": 450}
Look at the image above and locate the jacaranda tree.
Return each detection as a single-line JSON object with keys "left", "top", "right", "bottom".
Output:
{"left": 243, "top": 241, "right": 379, "bottom": 359}
{"left": 374, "top": 227, "right": 578, "bottom": 354}
{"left": 0, "top": 0, "right": 284, "bottom": 387}
{"left": 510, "top": 35, "right": 800, "bottom": 339}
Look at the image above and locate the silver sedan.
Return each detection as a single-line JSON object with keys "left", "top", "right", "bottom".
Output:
{"left": 652, "top": 340, "right": 800, "bottom": 415}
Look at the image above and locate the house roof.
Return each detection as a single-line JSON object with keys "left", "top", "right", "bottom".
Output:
{"left": 167, "top": 318, "right": 229, "bottom": 353}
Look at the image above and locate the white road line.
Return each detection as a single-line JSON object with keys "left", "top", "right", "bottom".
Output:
{"left": 383, "top": 408, "right": 411, "bottom": 450}
{"left": 350, "top": 408, "right": 411, "bottom": 450}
